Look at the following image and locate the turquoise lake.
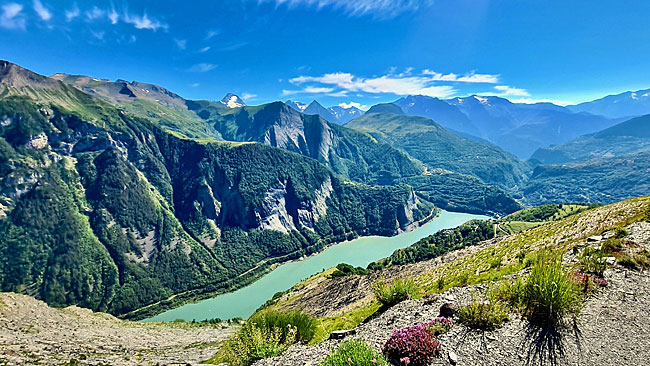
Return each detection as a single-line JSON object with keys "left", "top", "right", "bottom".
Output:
{"left": 145, "top": 210, "right": 488, "bottom": 322}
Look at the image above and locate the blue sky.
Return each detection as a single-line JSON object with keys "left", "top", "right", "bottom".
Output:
{"left": 1, "top": 0, "right": 649, "bottom": 109}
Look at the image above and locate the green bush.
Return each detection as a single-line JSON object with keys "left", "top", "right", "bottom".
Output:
{"left": 211, "top": 310, "right": 315, "bottom": 366}
{"left": 215, "top": 321, "right": 294, "bottom": 366}
{"left": 618, "top": 250, "right": 650, "bottom": 270}
{"left": 249, "top": 310, "right": 317, "bottom": 344}
{"left": 329, "top": 263, "right": 370, "bottom": 278}
{"left": 614, "top": 227, "right": 629, "bottom": 238}
{"left": 457, "top": 291, "right": 509, "bottom": 330}
{"left": 321, "top": 340, "right": 387, "bottom": 366}
{"left": 577, "top": 247, "right": 607, "bottom": 276}
{"left": 520, "top": 252, "right": 582, "bottom": 325}
{"left": 373, "top": 278, "right": 418, "bottom": 308}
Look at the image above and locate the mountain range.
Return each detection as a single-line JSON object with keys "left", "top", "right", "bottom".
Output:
{"left": 286, "top": 100, "right": 364, "bottom": 125}
{"left": 2, "top": 59, "right": 650, "bottom": 320}
{"left": 568, "top": 88, "right": 650, "bottom": 118}
{"left": 0, "top": 61, "right": 519, "bottom": 319}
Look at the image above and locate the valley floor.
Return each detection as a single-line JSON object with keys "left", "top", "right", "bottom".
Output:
{"left": 0, "top": 293, "right": 235, "bottom": 365}
{"left": 254, "top": 222, "right": 650, "bottom": 366}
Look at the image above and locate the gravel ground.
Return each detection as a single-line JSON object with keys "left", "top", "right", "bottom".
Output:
{"left": 255, "top": 223, "right": 650, "bottom": 366}
{"left": 0, "top": 293, "right": 235, "bottom": 365}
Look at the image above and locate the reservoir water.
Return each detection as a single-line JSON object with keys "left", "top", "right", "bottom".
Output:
{"left": 145, "top": 210, "right": 488, "bottom": 322}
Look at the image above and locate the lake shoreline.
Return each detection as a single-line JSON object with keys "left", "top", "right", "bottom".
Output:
{"left": 142, "top": 210, "right": 488, "bottom": 323}
{"left": 126, "top": 208, "right": 441, "bottom": 321}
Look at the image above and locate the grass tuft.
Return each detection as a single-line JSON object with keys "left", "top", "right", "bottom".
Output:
{"left": 373, "top": 277, "right": 418, "bottom": 308}
{"left": 321, "top": 340, "right": 387, "bottom": 366}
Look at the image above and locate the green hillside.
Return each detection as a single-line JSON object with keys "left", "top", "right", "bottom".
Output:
{"left": 0, "top": 64, "right": 435, "bottom": 318}
{"left": 531, "top": 114, "right": 650, "bottom": 164}
{"left": 523, "top": 151, "right": 650, "bottom": 205}
{"left": 346, "top": 113, "right": 531, "bottom": 190}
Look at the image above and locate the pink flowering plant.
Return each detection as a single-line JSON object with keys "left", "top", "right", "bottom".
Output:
{"left": 382, "top": 323, "right": 442, "bottom": 366}
{"left": 320, "top": 340, "right": 387, "bottom": 366}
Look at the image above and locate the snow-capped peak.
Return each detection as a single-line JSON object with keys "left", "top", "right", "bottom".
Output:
{"left": 219, "top": 93, "right": 246, "bottom": 108}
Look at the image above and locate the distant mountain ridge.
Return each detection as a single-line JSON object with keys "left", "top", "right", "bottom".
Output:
{"left": 390, "top": 94, "right": 618, "bottom": 158}
{"left": 286, "top": 99, "right": 364, "bottom": 125}
{"left": 531, "top": 114, "right": 650, "bottom": 164}
{"left": 568, "top": 88, "right": 650, "bottom": 118}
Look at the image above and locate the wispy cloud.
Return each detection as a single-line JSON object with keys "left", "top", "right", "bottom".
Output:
{"left": 0, "top": 3, "right": 25, "bottom": 30}
{"left": 206, "top": 30, "right": 219, "bottom": 40}
{"left": 493, "top": 85, "right": 530, "bottom": 97}
{"left": 33, "top": 0, "right": 51, "bottom": 21}
{"left": 290, "top": 71, "right": 457, "bottom": 98}
{"left": 85, "top": 6, "right": 105, "bottom": 21}
{"left": 123, "top": 11, "right": 167, "bottom": 31}
{"left": 261, "top": 0, "right": 434, "bottom": 19}
{"left": 174, "top": 38, "right": 187, "bottom": 50}
{"left": 422, "top": 69, "right": 499, "bottom": 83}
{"left": 199, "top": 46, "right": 211, "bottom": 53}
{"left": 188, "top": 63, "right": 217, "bottom": 72}
{"left": 108, "top": 7, "right": 119, "bottom": 24}
{"left": 242, "top": 93, "right": 257, "bottom": 101}
{"left": 65, "top": 3, "right": 80, "bottom": 21}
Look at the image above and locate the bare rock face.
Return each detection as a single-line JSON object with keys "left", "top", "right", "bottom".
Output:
{"left": 256, "top": 177, "right": 334, "bottom": 234}
{"left": 257, "top": 180, "right": 298, "bottom": 234}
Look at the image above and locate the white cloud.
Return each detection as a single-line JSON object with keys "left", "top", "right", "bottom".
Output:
{"left": 33, "top": 0, "right": 51, "bottom": 21}
{"left": 422, "top": 69, "right": 499, "bottom": 83}
{"left": 85, "top": 6, "right": 105, "bottom": 20}
{"left": 262, "top": 0, "right": 434, "bottom": 19}
{"left": 91, "top": 30, "right": 105, "bottom": 40}
{"left": 304, "top": 86, "right": 334, "bottom": 93}
{"left": 108, "top": 8, "right": 119, "bottom": 24}
{"left": 242, "top": 93, "right": 257, "bottom": 100}
{"left": 174, "top": 39, "right": 187, "bottom": 50}
{"left": 290, "top": 72, "right": 456, "bottom": 98}
{"left": 493, "top": 85, "right": 529, "bottom": 97}
{"left": 65, "top": 4, "right": 80, "bottom": 21}
{"left": 191, "top": 83, "right": 200, "bottom": 87}
{"left": 199, "top": 46, "right": 211, "bottom": 53}
{"left": 188, "top": 63, "right": 217, "bottom": 72}
{"left": 339, "top": 102, "right": 368, "bottom": 110}
{"left": 206, "top": 30, "right": 219, "bottom": 39}
{"left": 123, "top": 11, "right": 167, "bottom": 31}
{"left": 0, "top": 3, "right": 25, "bottom": 30}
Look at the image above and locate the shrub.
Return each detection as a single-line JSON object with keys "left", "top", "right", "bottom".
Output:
{"left": 577, "top": 247, "right": 607, "bottom": 276}
{"left": 614, "top": 227, "right": 629, "bottom": 239}
{"left": 249, "top": 310, "right": 316, "bottom": 344}
{"left": 216, "top": 321, "right": 296, "bottom": 366}
{"left": 329, "top": 263, "right": 370, "bottom": 278}
{"left": 457, "top": 293, "right": 509, "bottom": 330}
{"left": 519, "top": 252, "right": 582, "bottom": 325}
{"left": 618, "top": 251, "right": 650, "bottom": 270}
{"left": 213, "top": 310, "right": 315, "bottom": 366}
{"left": 601, "top": 239, "right": 623, "bottom": 254}
{"left": 383, "top": 323, "right": 441, "bottom": 366}
{"left": 373, "top": 278, "right": 418, "bottom": 308}
{"left": 422, "top": 317, "right": 453, "bottom": 335}
{"left": 321, "top": 340, "right": 387, "bottom": 366}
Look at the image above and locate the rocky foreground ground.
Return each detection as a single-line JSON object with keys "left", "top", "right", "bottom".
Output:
{"left": 0, "top": 293, "right": 235, "bottom": 365}
{"left": 255, "top": 222, "right": 650, "bottom": 366}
